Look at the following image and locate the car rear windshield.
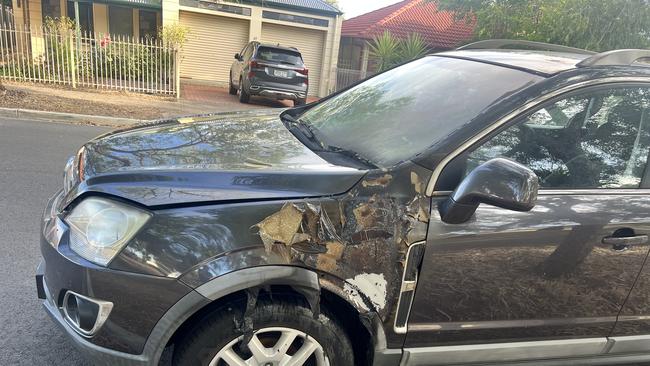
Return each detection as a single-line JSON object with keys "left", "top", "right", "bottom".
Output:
{"left": 299, "top": 56, "right": 543, "bottom": 167}
{"left": 256, "top": 47, "right": 303, "bottom": 66}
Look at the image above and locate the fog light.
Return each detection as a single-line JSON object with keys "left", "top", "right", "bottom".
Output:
{"left": 62, "top": 291, "right": 113, "bottom": 337}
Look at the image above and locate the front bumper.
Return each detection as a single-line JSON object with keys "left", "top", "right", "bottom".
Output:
{"left": 38, "top": 191, "right": 197, "bottom": 364}
{"left": 37, "top": 261, "right": 151, "bottom": 366}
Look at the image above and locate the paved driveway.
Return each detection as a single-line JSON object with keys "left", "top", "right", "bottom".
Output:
{"left": 0, "top": 118, "right": 108, "bottom": 365}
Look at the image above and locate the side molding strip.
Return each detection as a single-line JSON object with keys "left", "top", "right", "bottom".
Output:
{"left": 401, "top": 338, "right": 608, "bottom": 365}
{"left": 608, "top": 334, "right": 650, "bottom": 354}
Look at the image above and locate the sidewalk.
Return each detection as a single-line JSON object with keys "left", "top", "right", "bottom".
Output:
{"left": 0, "top": 80, "right": 318, "bottom": 123}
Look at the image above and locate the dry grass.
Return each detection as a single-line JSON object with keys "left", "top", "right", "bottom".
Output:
{"left": 0, "top": 88, "right": 164, "bottom": 119}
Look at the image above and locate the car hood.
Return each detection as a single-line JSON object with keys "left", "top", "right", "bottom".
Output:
{"left": 62, "top": 110, "right": 366, "bottom": 207}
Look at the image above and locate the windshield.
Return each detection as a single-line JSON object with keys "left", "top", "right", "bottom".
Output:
{"left": 257, "top": 47, "right": 303, "bottom": 66}
{"left": 299, "top": 56, "right": 542, "bottom": 167}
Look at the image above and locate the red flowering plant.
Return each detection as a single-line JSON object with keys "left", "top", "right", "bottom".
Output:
{"left": 99, "top": 35, "right": 111, "bottom": 48}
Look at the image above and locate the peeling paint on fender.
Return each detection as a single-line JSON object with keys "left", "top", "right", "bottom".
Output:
{"left": 361, "top": 174, "right": 393, "bottom": 187}
{"left": 345, "top": 273, "right": 388, "bottom": 311}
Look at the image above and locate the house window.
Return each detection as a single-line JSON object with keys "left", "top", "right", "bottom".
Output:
{"left": 138, "top": 10, "right": 158, "bottom": 39}
{"left": 109, "top": 6, "right": 133, "bottom": 37}
{"left": 262, "top": 10, "right": 328, "bottom": 27}
{"left": 41, "top": 0, "right": 61, "bottom": 20}
{"left": 67, "top": 1, "right": 94, "bottom": 33}
{"left": 196, "top": 1, "right": 251, "bottom": 16}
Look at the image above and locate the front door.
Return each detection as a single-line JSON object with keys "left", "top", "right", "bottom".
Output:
{"left": 405, "top": 84, "right": 650, "bottom": 363}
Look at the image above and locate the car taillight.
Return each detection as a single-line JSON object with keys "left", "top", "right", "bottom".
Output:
{"left": 297, "top": 68, "right": 308, "bottom": 84}
{"left": 248, "top": 61, "right": 260, "bottom": 78}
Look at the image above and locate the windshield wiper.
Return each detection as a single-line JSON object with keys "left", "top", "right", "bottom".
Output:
{"left": 281, "top": 113, "right": 376, "bottom": 168}
{"left": 281, "top": 113, "right": 323, "bottom": 151}
{"left": 325, "top": 145, "right": 377, "bottom": 168}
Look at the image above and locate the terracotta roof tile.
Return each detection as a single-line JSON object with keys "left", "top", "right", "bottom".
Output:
{"left": 341, "top": 0, "right": 475, "bottom": 49}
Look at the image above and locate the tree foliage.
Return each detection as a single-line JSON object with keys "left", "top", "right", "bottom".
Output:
{"left": 368, "top": 31, "right": 429, "bottom": 72}
{"left": 437, "top": 0, "right": 650, "bottom": 51}
{"left": 158, "top": 23, "right": 190, "bottom": 49}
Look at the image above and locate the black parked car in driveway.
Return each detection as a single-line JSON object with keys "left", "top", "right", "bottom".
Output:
{"left": 37, "top": 40, "right": 650, "bottom": 366}
{"left": 230, "top": 41, "right": 309, "bottom": 106}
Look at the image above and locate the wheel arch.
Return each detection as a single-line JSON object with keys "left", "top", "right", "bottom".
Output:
{"left": 152, "top": 266, "right": 378, "bottom": 365}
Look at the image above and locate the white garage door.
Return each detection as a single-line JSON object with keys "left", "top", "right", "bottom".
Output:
{"left": 261, "top": 23, "right": 325, "bottom": 96}
{"left": 180, "top": 11, "right": 249, "bottom": 83}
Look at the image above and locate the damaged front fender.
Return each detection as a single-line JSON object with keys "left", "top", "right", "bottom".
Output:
{"left": 119, "top": 162, "right": 433, "bottom": 350}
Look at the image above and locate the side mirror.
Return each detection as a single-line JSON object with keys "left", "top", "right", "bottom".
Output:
{"left": 439, "top": 158, "right": 539, "bottom": 224}
{"left": 234, "top": 53, "right": 241, "bottom": 60}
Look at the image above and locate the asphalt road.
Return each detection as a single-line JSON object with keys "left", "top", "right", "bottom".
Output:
{"left": 0, "top": 118, "right": 109, "bottom": 365}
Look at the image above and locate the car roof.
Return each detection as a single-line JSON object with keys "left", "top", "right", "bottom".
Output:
{"left": 436, "top": 49, "right": 590, "bottom": 76}
{"left": 437, "top": 40, "right": 650, "bottom": 77}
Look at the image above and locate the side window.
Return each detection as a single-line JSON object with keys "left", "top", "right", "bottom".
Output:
{"left": 239, "top": 44, "right": 250, "bottom": 60}
{"left": 243, "top": 44, "right": 254, "bottom": 60}
{"left": 464, "top": 86, "right": 650, "bottom": 189}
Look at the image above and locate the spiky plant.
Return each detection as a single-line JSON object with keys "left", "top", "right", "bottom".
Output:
{"left": 367, "top": 31, "right": 402, "bottom": 72}
{"left": 400, "top": 33, "right": 429, "bottom": 61}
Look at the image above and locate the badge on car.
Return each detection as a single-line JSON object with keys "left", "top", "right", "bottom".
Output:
{"left": 273, "top": 69, "right": 289, "bottom": 78}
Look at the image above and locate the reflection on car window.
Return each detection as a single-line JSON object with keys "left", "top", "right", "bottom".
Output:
{"left": 526, "top": 98, "right": 589, "bottom": 127}
{"left": 466, "top": 87, "right": 650, "bottom": 189}
{"left": 257, "top": 47, "right": 303, "bottom": 65}
{"left": 299, "top": 56, "right": 542, "bottom": 167}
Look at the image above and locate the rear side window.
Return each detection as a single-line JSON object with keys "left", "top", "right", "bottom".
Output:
{"left": 256, "top": 47, "right": 303, "bottom": 66}
{"left": 243, "top": 44, "right": 254, "bottom": 59}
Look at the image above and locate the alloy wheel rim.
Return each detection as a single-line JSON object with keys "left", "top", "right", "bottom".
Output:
{"left": 209, "top": 327, "right": 330, "bottom": 366}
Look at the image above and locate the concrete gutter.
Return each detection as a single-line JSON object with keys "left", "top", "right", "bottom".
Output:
{"left": 0, "top": 107, "right": 147, "bottom": 127}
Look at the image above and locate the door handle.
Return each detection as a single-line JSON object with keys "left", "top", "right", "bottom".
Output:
{"left": 602, "top": 235, "right": 649, "bottom": 247}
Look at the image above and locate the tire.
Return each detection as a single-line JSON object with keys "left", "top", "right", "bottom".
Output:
{"left": 238, "top": 79, "right": 250, "bottom": 104}
{"left": 173, "top": 296, "right": 354, "bottom": 366}
{"left": 294, "top": 98, "right": 307, "bottom": 107}
{"left": 228, "top": 77, "right": 237, "bottom": 96}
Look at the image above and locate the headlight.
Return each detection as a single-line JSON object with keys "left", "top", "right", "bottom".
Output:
{"left": 65, "top": 197, "right": 151, "bottom": 266}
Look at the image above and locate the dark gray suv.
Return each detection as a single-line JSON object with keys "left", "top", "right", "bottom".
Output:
{"left": 37, "top": 40, "right": 650, "bottom": 366}
{"left": 230, "top": 41, "right": 309, "bottom": 106}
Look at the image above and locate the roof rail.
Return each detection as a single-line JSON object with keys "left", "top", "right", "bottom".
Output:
{"left": 457, "top": 39, "right": 596, "bottom": 55}
{"left": 577, "top": 49, "right": 650, "bottom": 67}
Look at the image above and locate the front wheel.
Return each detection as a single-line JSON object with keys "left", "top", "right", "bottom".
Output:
{"left": 173, "top": 297, "right": 354, "bottom": 366}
